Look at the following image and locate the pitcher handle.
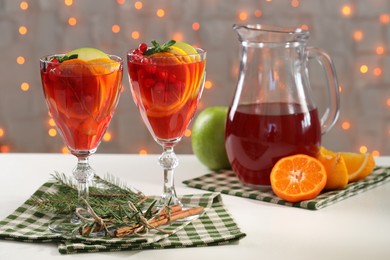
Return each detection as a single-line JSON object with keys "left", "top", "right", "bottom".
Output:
{"left": 307, "top": 47, "right": 340, "bottom": 135}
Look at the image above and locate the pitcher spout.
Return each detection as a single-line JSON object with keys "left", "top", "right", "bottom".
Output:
{"left": 233, "top": 24, "right": 309, "bottom": 43}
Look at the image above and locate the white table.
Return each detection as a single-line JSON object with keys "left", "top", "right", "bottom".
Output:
{"left": 0, "top": 153, "right": 389, "bottom": 260}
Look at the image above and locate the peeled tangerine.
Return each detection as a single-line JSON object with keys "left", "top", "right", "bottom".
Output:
{"left": 316, "top": 146, "right": 376, "bottom": 190}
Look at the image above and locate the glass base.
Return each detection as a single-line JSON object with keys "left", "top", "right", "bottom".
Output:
{"left": 49, "top": 214, "right": 111, "bottom": 237}
{"left": 48, "top": 219, "right": 81, "bottom": 235}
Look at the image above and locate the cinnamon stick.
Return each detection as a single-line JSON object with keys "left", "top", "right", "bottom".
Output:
{"left": 149, "top": 206, "right": 204, "bottom": 227}
{"left": 156, "top": 204, "right": 182, "bottom": 216}
{"left": 114, "top": 206, "right": 204, "bottom": 238}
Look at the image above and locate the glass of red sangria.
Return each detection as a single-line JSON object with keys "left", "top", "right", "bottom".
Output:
{"left": 127, "top": 40, "right": 206, "bottom": 208}
{"left": 40, "top": 48, "right": 123, "bottom": 232}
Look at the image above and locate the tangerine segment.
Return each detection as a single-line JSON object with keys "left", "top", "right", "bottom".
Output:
{"left": 270, "top": 154, "right": 327, "bottom": 202}
{"left": 317, "top": 147, "right": 349, "bottom": 190}
{"left": 340, "top": 152, "right": 375, "bottom": 182}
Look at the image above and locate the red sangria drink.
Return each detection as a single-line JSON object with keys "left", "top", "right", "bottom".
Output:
{"left": 41, "top": 54, "right": 122, "bottom": 153}
{"left": 225, "top": 102, "right": 321, "bottom": 187}
{"left": 128, "top": 42, "right": 206, "bottom": 144}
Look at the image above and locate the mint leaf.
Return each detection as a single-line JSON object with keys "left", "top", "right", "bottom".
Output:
{"left": 143, "top": 40, "right": 176, "bottom": 55}
{"left": 55, "top": 54, "right": 78, "bottom": 63}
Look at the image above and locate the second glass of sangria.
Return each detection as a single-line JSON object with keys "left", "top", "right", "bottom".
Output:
{"left": 127, "top": 40, "right": 206, "bottom": 208}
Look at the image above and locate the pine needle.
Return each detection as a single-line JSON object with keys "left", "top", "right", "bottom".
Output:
{"left": 27, "top": 172, "right": 148, "bottom": 216}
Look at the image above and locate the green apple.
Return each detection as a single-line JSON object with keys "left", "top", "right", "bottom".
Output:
{"left": 191, "top": 106, "right": 231, "bottom": 170}
{"left": 65, "top": 47, "right": 109, "bottom": 61}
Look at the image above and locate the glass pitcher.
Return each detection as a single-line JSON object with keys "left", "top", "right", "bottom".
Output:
{"left": 225, "top": 24, "right": 340, "bottom": 189}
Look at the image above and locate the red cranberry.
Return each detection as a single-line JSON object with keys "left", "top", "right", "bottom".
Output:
{"left": 51, "top": 57, "right": 59, "bottom": 63}
{"left": 138, "top": 43, "right": 148, "bottom": 53}
{"left": 44, "top": 57, "right": 60, "bottom": 76}
{"left": 130, "top": 49, "right": 142, "bottom": 62}
{"left": 140, "top": 57, "right": 150, "bottom": 64}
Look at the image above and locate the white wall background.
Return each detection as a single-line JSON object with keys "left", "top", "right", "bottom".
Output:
{"left": 0, "top": 0, "right": 389, "bottom": 155}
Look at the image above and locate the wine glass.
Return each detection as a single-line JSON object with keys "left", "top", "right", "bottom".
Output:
{"left": 40, "top": 53, "right": 123, "bottom": 232}
{"left": 127, "top": 47, "right": 206, "bottom": 209}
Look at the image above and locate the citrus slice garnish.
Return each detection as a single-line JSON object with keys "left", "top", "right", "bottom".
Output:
{"left": 88, "top": 58, "right": 120, "bottom": 74}
{"left": 59, "top": 48, "right": 117, "bottom": 75}
{"left": 60, "top": 58, "right": 92, "bottom": 76}
{"left": 172, "top": 41, "right": 198, "bottom": 55}
{"left": 270, "top": 154, "right": 327, "bottom": 202}
{"left": 169, "top": 42, "right": 200, "bottom": 62}
{"left": 145, "top": 52, "right": 192, "bottom": 117}
{"left": 65, "top": 47, "right": 110, "bottom": 61}
{"left": 168, "top": 46, "right": 188, "bottom": 56}
{"left": 340, "top": 152, "right": 376, "bottom": 182}
{"left": 149, "top": 51, "right": 182, "bottom": 64}
{"left": 316, "top": 147, "right": 349, "bottom": 190}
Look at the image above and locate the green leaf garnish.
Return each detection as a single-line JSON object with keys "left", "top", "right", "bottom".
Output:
{"left": 54, "top": 54, "right": 78, "bottom": 63}
{"left": 143, "top": 40, "right": 176, "bottom": 55}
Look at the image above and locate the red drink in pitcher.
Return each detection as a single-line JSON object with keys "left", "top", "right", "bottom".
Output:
{"left": 225, "top": 102, "right": 321, "bottom": 187}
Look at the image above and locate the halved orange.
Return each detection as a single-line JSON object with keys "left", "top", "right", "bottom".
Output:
{"left": 340, "top": 152, "right": 375, "bottom": 182}
{"left": 316, "top": 147, "right": 349, "bottom": 190}
{"left": 270, "top": 154, "right": 327, "bottom": 202}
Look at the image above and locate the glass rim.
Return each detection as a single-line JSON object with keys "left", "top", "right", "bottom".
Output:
{"left": 39, "top": 54, "right": 123, "bottom": 65}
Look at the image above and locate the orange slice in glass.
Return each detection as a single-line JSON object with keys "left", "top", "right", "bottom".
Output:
{"left": 145, "top": 52, "right": 192, "bottom": 117}
{"left": 270, "top": 154, "right": 327, "bottom": 202}
{"left": 61, "top": 58, "right": 92, "bottom": 76}
{"left": 88, "top": 58, "right": 120, "bottom": 74}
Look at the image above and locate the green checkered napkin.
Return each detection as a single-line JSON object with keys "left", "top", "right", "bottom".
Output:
{"left": 183, "top": 166, "right": 390, "bottom": 210}
{"left": 0, "top": 180, "right": 245, "bottom": 254}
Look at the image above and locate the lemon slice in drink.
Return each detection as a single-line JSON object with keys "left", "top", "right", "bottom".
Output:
{"left": 168, "top": 42, "right": 200, "bottom": 62}
{"left": 172, "top": 42, "right": 198, "bottom": 55}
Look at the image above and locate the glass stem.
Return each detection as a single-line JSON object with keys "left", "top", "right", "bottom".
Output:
{"left": 158, "top": 146, "right": 181, "bottom": 207}
{"left": 72, "top": 156, "right": 95, "bottom": 222}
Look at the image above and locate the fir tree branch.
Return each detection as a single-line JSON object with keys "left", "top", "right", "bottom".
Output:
{"left": 27, "top": 172, "right": 148, "bottom": 216}
{"left": 27, "top": 172, "right": 200, "bottom": 238}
